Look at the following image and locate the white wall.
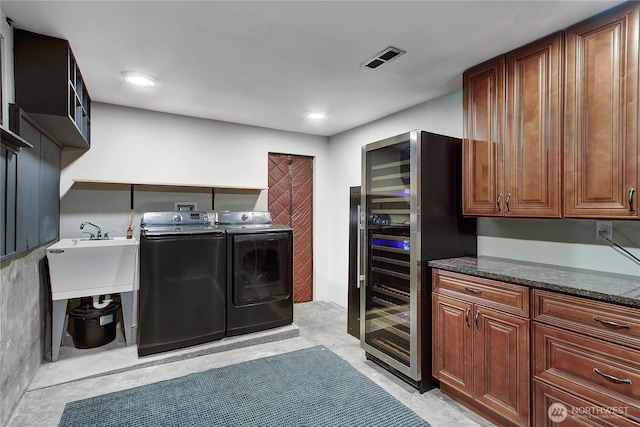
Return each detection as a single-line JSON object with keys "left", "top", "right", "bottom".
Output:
{"left": 60, "top": 102, "right": 330, "bottom": 301}
{"left": 326, "top": 90, "right": 640, "bottom": 308}
{"left": 477, "top": 218, "right": 640, "bottom": 276}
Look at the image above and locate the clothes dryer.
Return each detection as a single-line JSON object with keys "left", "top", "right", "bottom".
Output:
{"left": 215, "top": 211, "right": 293, "bottom": 336}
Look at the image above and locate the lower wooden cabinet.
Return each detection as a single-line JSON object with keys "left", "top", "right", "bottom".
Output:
{"left": 432, "top": 271, "right": 640, "bottom": 427}
{"left": 534, "top": 380, "right": 638, "bottom": 427}
{"left": 533, "top": 289, "right": 640, "bottom": 426}
{"left": 432, "top": 269, "right": 530, "bottom": 426}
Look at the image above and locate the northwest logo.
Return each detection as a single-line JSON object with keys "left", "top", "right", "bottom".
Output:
{"left": 548, "top": 403, "right": 568, "bottom": 422}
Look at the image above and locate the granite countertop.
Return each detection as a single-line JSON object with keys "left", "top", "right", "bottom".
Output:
{"left": 428, "top": 256, "right": 640, "bottom": 309}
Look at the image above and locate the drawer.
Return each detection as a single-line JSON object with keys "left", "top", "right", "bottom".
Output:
{"left": 533, "top": 323, "right": 640, "bottom": 423}
{"left": 533, "top": 289, "right": 640, "bottom": 351}
{"left": 432, "top": 269, "right": 529, "bottom": 317}
{"left": 534, "top": 380, "right": 639, "bottom": 426}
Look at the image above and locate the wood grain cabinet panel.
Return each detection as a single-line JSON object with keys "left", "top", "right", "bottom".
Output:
{"left": 533, "top": 289, "right": 640, "bottom": 351}
{"left": 475, "top": 306, "right": 530, "bottom": 427}
{"left": 533, "top": 323, "right": 640, "bottom": 424}
{"left": 433, "top": 269, "right": 529, "bottom": 317}
{"left": 432, "top": 293, "right": 473, "bottom": 396}
{"left": 463, "top": 33, "right": 563, "bottom": 218}
{"left": 432, "top": 269, "right": 530, "bottom": 426}
{"left": 463, "top": 57, "right": 504, "bottom": 216}
{"left": 534, "top": 380, "right": 639, "bottom": 426}
{"left": 564, "top": 2, "right": 639, "bottom": 218}
{"left": 505, "top": 33, "right": 563, "bottom": 217}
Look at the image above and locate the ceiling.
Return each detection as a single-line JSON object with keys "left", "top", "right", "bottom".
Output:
{"left": 1, "top": 1, "right": 626, "bottom": 137}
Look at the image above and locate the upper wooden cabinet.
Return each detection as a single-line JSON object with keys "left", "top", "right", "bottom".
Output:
{"left": 463, "top": 33, "right": 563, "bottom": 218}
{"left": 463, "top": 57, "right": 504, "bottom": 216}
{"left": 464, "top": 2, "right": 640, "bottom": 220}
{"left": 564, "top": 2, "right": 639, "bottom": 219}
{"left": 13, "top": 29, "right": 91, "bottom": 148}
{"left": 505, "top": 33, "right": 563, "bottom": 218}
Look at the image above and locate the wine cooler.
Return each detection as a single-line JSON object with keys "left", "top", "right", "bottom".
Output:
{"left": 360, "top": 130, "right": 476, "bottom": 392}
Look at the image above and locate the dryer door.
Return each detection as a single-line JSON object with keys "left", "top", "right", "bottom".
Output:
{"left": 231, "top": 231, "right": 292, "bottom": 305}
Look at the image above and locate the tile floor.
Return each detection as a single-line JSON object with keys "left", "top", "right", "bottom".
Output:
{"left": 7, "top": 301, "right": 494, "bottom": 427}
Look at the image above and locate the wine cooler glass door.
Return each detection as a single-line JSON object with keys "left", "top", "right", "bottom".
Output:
{"left": 361, "top": 132, "right": 420, "bottom": 381}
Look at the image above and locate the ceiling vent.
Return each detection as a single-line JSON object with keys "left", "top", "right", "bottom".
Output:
{"left": 362, "top": 46, "right": 406, "bottom": 70}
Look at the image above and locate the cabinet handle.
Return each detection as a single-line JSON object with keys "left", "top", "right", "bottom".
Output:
{"left": 505, "top": 193, "right": 511, "bottom": 212}
{"left": 464, "top": 286, "right": 483, "bottom": 294}
{"left": 593, "top": 316, "right": 631, "bottom": 330}
{"left": 465, "top": 308, "right": 471, "bottom": 328}
{"left": 496, "top": 193, "right": 502, "bottom": 212}
{"left": 475, "top": 310, "right": 481, "bottom": 330}
{"left": 629, "top": 188, "right": 636, "bottom": 213}
{"left": 593, "top": 368, "right": 632, "bottom": 385}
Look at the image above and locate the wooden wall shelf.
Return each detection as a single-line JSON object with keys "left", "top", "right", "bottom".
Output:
{"left": 72, "top": 179, "right": 266, "bottom": 191}
{"left": 72, "top": 179, "right": 266, "bottom": 210}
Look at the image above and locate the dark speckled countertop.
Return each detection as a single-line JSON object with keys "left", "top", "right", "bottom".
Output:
{"left": 428, "top": 256, "right": 640, "bottom": 309}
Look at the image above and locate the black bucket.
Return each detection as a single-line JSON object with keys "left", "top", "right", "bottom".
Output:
{"left": 69, "top": 298, "right": 120, "bottom": 349}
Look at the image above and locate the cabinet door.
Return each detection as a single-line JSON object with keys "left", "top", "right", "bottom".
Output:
{"left": 432, "top": 293, "right": 473, "bottom": 397}
{"left": 15, "top": 114, "right": 41, "bottom": 251}
{"left": 39, "top": 133, "right": 61, "bottom": 244}
{"left": 534, "top": 380, "right": 638, "bottom": 427}
{"left": 463, "top": 57, "right": 505, "bottom": 216}
{"left": 505, "top": 33, "right": 563, "bottom": 217}
{"left": 474, "top": 305, "right": 530, "bottom": 427}
{"left": 564, "top": 2, "right": 639, "bottom": 218}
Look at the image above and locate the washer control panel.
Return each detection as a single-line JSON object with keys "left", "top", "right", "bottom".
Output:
{"left": 141, "top": 211, "right": 210, "bottom": 226}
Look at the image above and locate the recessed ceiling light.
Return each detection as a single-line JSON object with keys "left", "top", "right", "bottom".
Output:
{"left": 306, "top": 112, "right": 326, "bottom": 119}
{"left": 121, "top": 71, "right": 157, "bottom": 87}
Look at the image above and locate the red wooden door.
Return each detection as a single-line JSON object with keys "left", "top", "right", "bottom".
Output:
{"left": 268, "top": 154, "right": 313, "bottom": 302}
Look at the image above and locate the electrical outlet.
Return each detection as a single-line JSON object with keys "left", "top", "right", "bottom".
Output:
{"left": 596, "top": 221, "right": 613, "bottom": 240}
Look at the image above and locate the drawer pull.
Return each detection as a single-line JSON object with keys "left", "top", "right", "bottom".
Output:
{"left": 593, "top": 316, "right": 631, "bottom": 330}
{"left": 464, "top": 286, "right": 483, "bottom": 294}
{"left": 593, "top": 368, "right": 632, "bottom": 385}
{"left": 465, "top": 308, "right": 471, "bottom": 328}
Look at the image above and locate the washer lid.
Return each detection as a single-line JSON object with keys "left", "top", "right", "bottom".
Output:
{"left": 141, "top": 224, "right": 224, "bottom": 236}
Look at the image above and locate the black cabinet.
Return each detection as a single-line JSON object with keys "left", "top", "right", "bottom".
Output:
{"left": 2, "top": 106, "right": 61, "bottom": 258}
{"left": 39, "top": 133, "right": 61, "bottom": 243}
{"left": 1, "top": 126, "right": 32, "bottom": 258}
{"left": 13, "top": 29, "right": 90, "bottom": 148}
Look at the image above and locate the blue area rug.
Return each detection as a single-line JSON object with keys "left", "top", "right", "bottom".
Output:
{"left": 59, "top": 345, "right": 429, "bottom": 426}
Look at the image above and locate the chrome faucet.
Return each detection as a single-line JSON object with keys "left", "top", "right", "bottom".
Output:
{"left": 79, "top": 222, "right": 102, "bottom": 240}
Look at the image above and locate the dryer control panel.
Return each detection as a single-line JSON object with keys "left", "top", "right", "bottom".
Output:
{"left": 215, "top": 211, "right": 272, "bottom": 225}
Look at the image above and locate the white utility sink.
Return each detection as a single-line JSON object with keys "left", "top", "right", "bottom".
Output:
{"left": 46, "top": 237, "right": 139, "bottom": 361}
{"left": 47, "top": 237, "right": 139, "bottom": 300}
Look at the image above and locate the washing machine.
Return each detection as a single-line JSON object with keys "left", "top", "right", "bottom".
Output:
{"left": 138, "top": 211, "right": 226, "bottom": 356}
{"left": 215, "top": 211, "right": 293, "bottom": 337}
